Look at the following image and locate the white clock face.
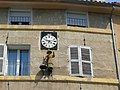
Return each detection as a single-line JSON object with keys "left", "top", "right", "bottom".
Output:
{"left": 41, "top": 34, "right": 57, "bottom": 48}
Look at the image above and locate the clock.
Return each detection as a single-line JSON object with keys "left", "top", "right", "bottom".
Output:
{"left": 41, "top": 32, "right": 57, "bottom": 50}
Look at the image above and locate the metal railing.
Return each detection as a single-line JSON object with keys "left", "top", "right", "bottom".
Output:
{"left": 67, "top": 17, "right": 87, "bottom": 27}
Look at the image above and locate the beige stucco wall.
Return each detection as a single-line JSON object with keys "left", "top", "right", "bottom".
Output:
{"left": 33, "top": 9, "right": 66, "bottom": 25}
{"left": 0, "top": 9, "right": 8, "bottom": 24}
{"left": 89, "top": 13, "right": 110, "bottom": 29}
{"left": 0, "top": 8, "right": 118, "bottom": 90}
{"left": 113, "top": 15, "right": 120, "bottom": 78}
{"left": 0, "top": 29, "right": 116, "bottom": 79}
{"left": 0, "top": 80, "right": 118, "bottom": 90}
{"left": 0, "top": 9, "right": 111, "bottom": 29}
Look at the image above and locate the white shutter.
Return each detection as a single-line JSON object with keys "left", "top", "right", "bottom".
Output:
{"left": 80, "top": 46, "right": 93, "bottom": 77}
{"left": 69, "top": 46, "right": 80, "bottom": 76}
{"left": 0, "top": 44, "right": 6, "bottom": 75}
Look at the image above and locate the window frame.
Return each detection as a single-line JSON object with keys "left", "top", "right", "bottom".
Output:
{"left": 68, "top": 45, "right": 93, "bottom": 77}
{"left": 80, "top": 46, "right": 93, "bottom": 77}
{"left": 68, "top": 45, "right": 81, "bottom": 76}
{"left": 0, "top": 44, "right": 30, "bottom": 76}
{"left": 8, "top": 9, "right": 32, "bottom": 25}
{"left": 66, "top": 11, "right": 89, "bottom": 28}
{"left": 0, "top": 44, "right": 7, "bottom": 75}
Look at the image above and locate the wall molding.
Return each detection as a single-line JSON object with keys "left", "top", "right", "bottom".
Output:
{"left": 0, "top": 75, "right": 118, "bottom": 85}
{"left": 0, "top": 25, "right": 112, "bottom": 35}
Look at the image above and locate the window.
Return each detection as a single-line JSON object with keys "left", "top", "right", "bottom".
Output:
{"left": 8, "top": 9, "right": 32, "bottom": 25}
{"left": 0, "top": 44, "right": 30, "bottom": 76}
{"left": 68, "top": 46, "right": 93, "bottom": 77}
{"left": 67, "top": 11, "right": 88, "bottom": 27}
{"left": 0, "top": 45, "right": 5, "bottom": 75}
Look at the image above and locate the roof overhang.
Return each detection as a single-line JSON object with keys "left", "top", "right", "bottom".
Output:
{"left": 0, "top": 1, "right": 119, "bottom": 15}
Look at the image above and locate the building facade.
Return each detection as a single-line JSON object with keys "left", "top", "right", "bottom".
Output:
{"left": 0, "top": 0, "right": 119, "bottom": 90}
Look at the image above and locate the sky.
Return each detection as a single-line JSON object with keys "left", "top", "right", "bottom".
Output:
{"left": 106, "top": 0, "right": 120, "bottom": 2}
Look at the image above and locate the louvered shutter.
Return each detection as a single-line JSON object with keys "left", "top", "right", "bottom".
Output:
{"left": 0, "top": 45, "right": 5, "bottom": 75}
{"left": 69, "top": 46, "right": 80, "bottom": 76}
{"left": 80, "top": 47, "right": 93, "bottom": 76}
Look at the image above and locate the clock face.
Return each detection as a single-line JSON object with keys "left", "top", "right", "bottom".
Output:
{"left": 41, "top": 32, "right": 57, "bottom": 50}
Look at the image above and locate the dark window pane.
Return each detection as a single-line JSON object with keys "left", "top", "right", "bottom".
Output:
{"left": 11, "top": 22, "right": 19, "bottom": 25}
{"left": 21, "top": 22, "right": 30, "bottom": 25}
{"left": 11, "top": 22, "right": 30, "bottom": 25}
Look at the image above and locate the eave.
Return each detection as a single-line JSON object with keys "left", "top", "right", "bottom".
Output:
{"left": 0, "top": 1, "right": 119, "bottom": 15}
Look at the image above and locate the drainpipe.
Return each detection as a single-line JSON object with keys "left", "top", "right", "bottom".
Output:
{"left": 110, "top": 5, "right": 120, "bottom": 86}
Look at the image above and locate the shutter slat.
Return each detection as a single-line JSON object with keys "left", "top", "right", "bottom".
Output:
{"left": 82, "top": 62, "right": 91, "bottom": 75}
{"left": 81, "top": 48, "right": 90, "bottom": 61}
{"left": 71, "top": 62, "right": 79, "bottom": 74}
{"left": 70, "top": 47, "right": 78, "bottom": 59}
{"left": 0, "top": 45, "right": 4, "bottom": 75}
{"left": 0, "top": 46, "right": 4, "bottom": 57}
{"left": 0, "top": 60, "right": 3, "bottom": 72}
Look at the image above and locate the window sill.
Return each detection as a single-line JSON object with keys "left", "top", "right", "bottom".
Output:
{"left": 0, "top": 75, "right": 118, "bottom": 85}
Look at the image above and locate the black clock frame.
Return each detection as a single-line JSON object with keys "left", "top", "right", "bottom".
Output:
{"left": 41, "top": 32, "right": 57, "bottom": 50}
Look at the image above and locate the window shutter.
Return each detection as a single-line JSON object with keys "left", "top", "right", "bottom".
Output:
{"left": 0, "top": 45, "right": 5, "bottom": 75}
{"left": 69, "top": 46, "right": 80, "bottom": 76}
{"left": 80, "top": 47, "right": 93, "bottom": 76}
{"left": 67, "top": 12, "right": 87, "bottom": 27}
{"left": 9, "top": 10, "right": 31, "bottom": 25}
